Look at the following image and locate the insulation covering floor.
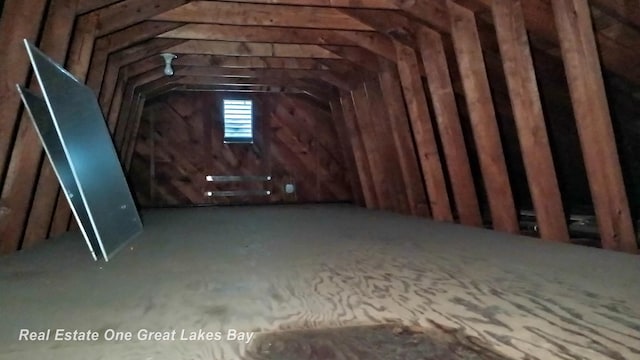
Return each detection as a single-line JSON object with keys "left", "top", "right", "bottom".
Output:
{"left": 0, "top": 204, "right": 639, "bottom": 359}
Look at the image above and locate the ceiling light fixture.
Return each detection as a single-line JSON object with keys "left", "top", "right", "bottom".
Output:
{"left": 160, "top": 53, "right": 177, "bottom": 76}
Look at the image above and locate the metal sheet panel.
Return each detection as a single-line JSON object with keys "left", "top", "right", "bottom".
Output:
{"left": 24, "top": 41, "right": 142, "bottom": 261}
{"left": 17, "top": 87, "right": 102, "bottom": 260}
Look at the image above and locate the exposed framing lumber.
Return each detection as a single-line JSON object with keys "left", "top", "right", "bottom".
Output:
{"left": 165, "top": 40, "right": 343, "bottom": 59}
{"left": 377, "top": 60, "right": 429, "bottom": 217}
{"left": 0, "top": 0, "right": 76, "bottom": 253}
{"left": 351, "top": 84, "right": 394, "bottom": 211}
{"left": 22, "top": 0, "right": 80, "bottom": 248}
{"left": 0, "top": 0, "right": 48, "bottom": 184}
{"left": 329, "top": 100, "right": 365, "bottom": 206}
{"left": 416, "top": 27, "right": 482, "bottom": 227}
{"left": 152, "top": 1, "right": 374, "bottom": 31}
{"left": 99, "top": 38, "right": 185, "bottom": 114}
{"left": 87, "top": 21, "right": 182, "bottom": 93}
{"left": 447, "top": 1, "right": 519, "bottom": 233}
{"left": 364, "top": 79, "right": 411, "bottom": 214}
{"left": 124, "top": 95, "right": 146, "bottom": 168}
{"left": 217, "top": 0, "right": 399, "bottom": 9}
{"left": 66, "top": 12, "right": 99, "bottom": 80}
{"left": 551, "top": 0, "right": 637, "bottom": 252}
{"left": 48, "top": 192, "right": 73, "bottom": 237}
{"left": 339, "top": 91, "right": 378, "bottom": 209}
{"left": 492, "top": 0, "right": 569, "bottom": 241}
{"left": 157, "top": 24, "right": 395, "bottom": 58}
{"left": 93, "top": 0, "right": 187, "bottom": 37}
{"left": 395, "top": 43, "right": 452, "bottom": 222}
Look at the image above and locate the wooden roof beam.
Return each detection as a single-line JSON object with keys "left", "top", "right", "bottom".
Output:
{"left": 152, "top": 1, "right": 374, "bottom": 30}
{"left": 157, "top": 23, "right": 396, "bottom": 62}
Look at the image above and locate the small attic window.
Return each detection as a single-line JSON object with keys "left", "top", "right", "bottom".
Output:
{"left": 223, "top": 99, "right": 253, "bottom": 143}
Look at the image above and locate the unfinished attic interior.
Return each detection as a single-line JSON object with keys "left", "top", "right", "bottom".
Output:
{"left": 1, "top": 0, "right": 640, "bottom": 358}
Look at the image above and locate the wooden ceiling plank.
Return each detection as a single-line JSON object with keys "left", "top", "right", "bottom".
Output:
{"left": 215, "top": 0, "right": 398, "bottom": 9}
{"left": 165, "top": 40, "right": 342, "bottom": 58}
{"left": 94, "top": 0, "right": 187, "bottom": 37}
{"left": 339, "top": 91, "right": 378, "bottom": 209}
{"left": 377, "top": 60, "right": 429, "bottom": 217}
{"left": 99, "top": 38, "right": 185, "bottom": 114}
{"left": 76, "top": 0, "right": 123, "bottom": 14}
{"left": 492, "top": 0, "right": 569, "bottom": 242}
{"left": 551, "top": 0, "right": 637, "bottom": 252}
{"left": 416, "top": 27, "right": 482, "bottom": 227}
{"left": 0, "top": 0, "right": 75, "bottom": 254}
{"left": 153, "top": 1, "right": 374, "bottom": 30}
{"left": 447, "top": 0, "right": 519, "bottom": 233}
{"left": 66, "top": 12, "right": 99, "bottom": 80}
{"left": 395, "top": 43, "right": 453, "bottom": 222}
{"left": 157, "top": 23, "right": 397, "bottom": 61}
{"left": 87, "top": 21, "right": 182, "bottom": 94}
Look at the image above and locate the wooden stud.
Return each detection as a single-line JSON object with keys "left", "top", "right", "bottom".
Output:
{"left": 447, "top": 1, "right": 519, "bottom": 233}
{"left": 0, "top": 0, "right": 76, "bottom": 253}
{"left": 340, "top": 92, "right": 378, "bottom": 209}
{"left": 125, "top": 96, "right": 146, "bottom": 169}
{"left": 364, "top": 79, "right": 411, "bottom": 214}
{"left": 22, "top": 0, "right": 80, "bottom": 248}
{"left": 330, "top": 100, "right": 365, "bottom": 206}
{"left": 416, "top": 27, "right": 482, "bottom": 227}
{"left": 0, "top": 0, "right": 48, "bottom": 183}
{"left": 351, "top": 84, "right": 394, "bottom": 211}
{"left": 551, "top": 0, "right": 637, "bottom": 252}
{"left": 492, "top": 0, "right": 570, "bottom": 241}
{"left": 378, "top": 59, "right": 430, "bottom": 217}
{"left": 395, "top": 43, "right": 453, "bottom": 222}
{"left": 65, "top": 12, "right": 99, "bottom": 80}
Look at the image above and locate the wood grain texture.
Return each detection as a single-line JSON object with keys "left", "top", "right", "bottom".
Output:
{"left": 416, "top": 27, "right": 482, "bottom": 227}
{"left": 153, "top": 1, "right": 374, "bottom": 30}
{"left": 0, "top": 205, "right": 638, "bottom": 359}
{"left": 492, "top": 0, "right": 569, "bottom": 242}
{"left": 329, "top": 100, "right": 365, "bottom": 207}
{"left": 447, "top": 1, "right": 519, "bottom": 234}
{"left": 129, "top": 91, "right": 351, "bottom": 206}
{"left": 0, "top": 0, "right": 48, "bottom": 183}
{"left": 395, "top": 43, "right": 453, "bottom": 222}
{"left": 0, "top": 0, "right": 76, "bottom": 254}
{"left": 551, "top": 0, "right": 637, "bottom": 252}
{"left": 350, "top": 85, "right": 395, "bottom": 211}
{"left": 339, "top": 92, "right": 378, "bottom": 209}
{"left": 377, "top": 60, "right": 429, "bottom": 217}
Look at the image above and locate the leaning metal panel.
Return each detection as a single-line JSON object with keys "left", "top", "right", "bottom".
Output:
{"left": 24, "top": 40, "right": 142, "bottom": 261}
{"left": 18, "top": 87, "right": 101, "bottom": 261}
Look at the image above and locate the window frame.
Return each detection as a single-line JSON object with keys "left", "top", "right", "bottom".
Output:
{"left": 222, "top": 98, "right": 254, "bottom": 144}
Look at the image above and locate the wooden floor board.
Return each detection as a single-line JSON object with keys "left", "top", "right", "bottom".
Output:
{"left": 0, "top": 205, "right": 638, "bottom": 359}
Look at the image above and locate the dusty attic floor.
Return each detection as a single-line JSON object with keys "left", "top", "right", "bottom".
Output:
{"left": 0, "top": 204, "right": 639, "bottom": 360}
